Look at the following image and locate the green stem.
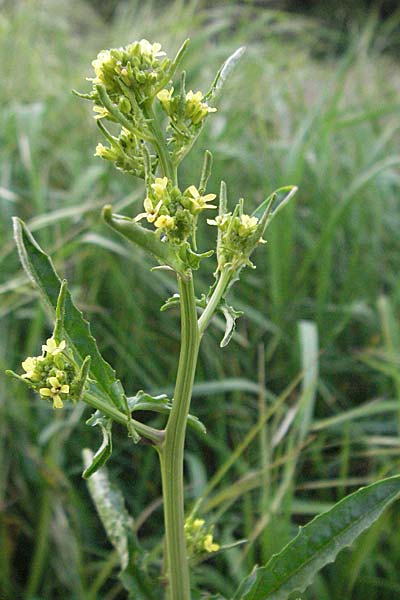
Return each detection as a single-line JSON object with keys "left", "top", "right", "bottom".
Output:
{"left": 159, "top": 273, "right": 199, "bottom": 600}
{"left": 143, "top": 101, "right": 176, "bottom": 184}
{"left": 84, "top": 392, "right": 164, "bottom": 445}
{"left": 198, "top": 268, "right": 232, "bottom": 335}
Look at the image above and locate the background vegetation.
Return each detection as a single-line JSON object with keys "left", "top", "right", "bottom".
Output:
{"left": 1, "top": 1, "right": 400, "bottom": 598}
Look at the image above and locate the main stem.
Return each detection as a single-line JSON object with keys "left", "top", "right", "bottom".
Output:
{"left": 159, "top": 273, "right": 199, "bottom": 600}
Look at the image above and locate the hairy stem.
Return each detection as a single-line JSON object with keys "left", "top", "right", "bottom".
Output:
{"left": 159, "top": 273, "right": 199, "bottom": 599}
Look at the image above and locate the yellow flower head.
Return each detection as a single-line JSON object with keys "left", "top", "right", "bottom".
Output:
{"left": 42, "top": 338, "right": 66, "bottom": 357}
{"left": 185, "top": 185, "right": 217, "bottom": 214}
{"left": 185, "top": 90, "right": 217, "bottom": 125}
{"left": 138, "top": 39, "right": 166, "bottom": 59}
{"left": 203, "top": 533, "right": 220, "bottom": 553}
{"left": 151, "top": 177, "right": 169, "bottom": 200}
{"left": 21, "top": 356, "right": 42, "bottom": 381}
{"left": 157, "top": 87, "right": 174, "bottom": 113}
{"left": 135, "top": 198, "right": 163, "bottom": 224}
{"left": 155, "top": 215, "right": 175, "bottom": 230}
{"left": 238, "top": 214, "right": 259, "bottom": 237}
{"left": 93, "top": 105, "right": 111, "bottom": 120}
{"left": 40, "top": 377, "right": 70, "bottom": 409}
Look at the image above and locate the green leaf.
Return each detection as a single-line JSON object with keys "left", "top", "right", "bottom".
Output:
{"left": 220, "top": 303, "right": 243, "bottom": 348}
{"left": 53, "top": 279, "right": 67, "bottom": 343}
{"left": 233, "top": 475, "right": 400, "bottom": 600}
{"left": 252, "top": 186, "right": 298, "bottom": 232}
{"left": 13, "top": 218, "right": 127, "bottom": 413}
{"left": 128, "top": 391, "right": 207, "bottom": 435}
{"left": 205, "top": 47, "right": 246, "bottom": 102}
{"left": 160, "top": 293, "right": 180, "bottom": 312}
{"left": 83, "top": 450, "right": 154, "bottom": 599}
{"left": 178, "top": 242, "right": 214, "bottom": 271}
{"left": 102, "top": 205, "right": 187, "bottom": 277}
{"left": 82, "top": 413, "right": 113, "bottom": 479}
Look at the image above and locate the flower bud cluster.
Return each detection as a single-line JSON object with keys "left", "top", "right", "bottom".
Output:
{"left": 157, "top": 87, "right": 216, "bottom": 161}
{"left": 20, "top": 338, "right": 80, "bottom": 409}
{"left": 184, "top": 517, "right": 220, "bottom": 556}
{"left": 95, "top": 128, "right": 149, "bottom": 178}
{"left": 135, "top": 177, "right": 216, "bottom": 245}
{"left": 208, "top": 209, "right": 262, "bottom": 271}
{"left": 90, "top": 40, "right": 170, "bottom": 104}
{"left": 157, "top": 88, "right": 216, "bottom": 126}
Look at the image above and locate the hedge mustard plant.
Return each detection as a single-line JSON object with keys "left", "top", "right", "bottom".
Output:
{"left": 8, "top": 38, "right": 400, "bottom": 600}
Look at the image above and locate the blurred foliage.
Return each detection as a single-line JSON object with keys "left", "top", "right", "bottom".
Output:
{"left": 1, "top": 0, "right": 400, "bottom": 598}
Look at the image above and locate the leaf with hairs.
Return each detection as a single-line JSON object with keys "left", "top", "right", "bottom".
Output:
{"left": 205, "top": 47, "right": 246, "bottom": 101}
{"left": 13, "top": 217, "right": 127, "bottom": 413}
{"left": 83, "top": 450, "right": 154, "bottom": 599}
{"left": 234, "top": 475, "right": 400, "bottom": 600}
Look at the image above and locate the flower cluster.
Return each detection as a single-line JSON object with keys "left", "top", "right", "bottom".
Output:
{"left": 157, "top": 87, "right": 216, "bottom": 126}
{"left": 208, "top": 207, "right": 263, "bottom": 271}
{"left": 157, "top": 87, "right": 216, "bottom": 161}
{"left": 135, "top": 177, "right": 216, "bottom": 245}
{"left": 90, "top": 39, "right": 170, "bottom": 105}
{"left": 20, "top": 338, "right": 80, "bottom": 408}
{"left": 94, "top": 128, "right": 149, "bottom": 178}
{"left": 184, "top": 517, "right": 220, "bottom": 556}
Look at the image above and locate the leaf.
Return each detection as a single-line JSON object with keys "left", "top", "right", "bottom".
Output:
{"left": 160, "top": 293, "right": 180, "bottom": 312}
{"left": 220, "top": 303, "right": 243, "bottom": 348}
{"left": 102, "top": 205, "right": 187, "bottom": 277}
{"left": 83, "top": 450, "right": 154, "bottom": 599}
{"left": 233, "top": 475, "right": 400, "bottom": 600}
{"left": 205, "top": 47, "right": 246, "bottom": 102}
{"left": 128, "top": 391, "right": 207, "bottom": 435}
{"left": 252, "top": 186, "right": 298, "bottom": 230}
{"left": 177, "top": 242, "right": 214, "bottom": 271}
{"left": 13, "top": 218, "right": 127, "bottom": 413}
{"left": 82, "top": 413, "right": 113, "bottom": 479}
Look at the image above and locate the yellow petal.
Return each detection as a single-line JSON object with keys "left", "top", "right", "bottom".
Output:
{"left": 53, "top": 395, "right": 64, "bottom": 409}
{"left": 143, "top": 197, "right": 153, "bottom": 212}
{"left": 40, "top": 388, "right": 52, "bottom": 397}
{"left": 22, "top": 357, "right": 35, "bottom": 372}
{"left": 60, "top": 385, "right": 70, "bottom": 394}
{"left": 48, "top": 377, "right": 60, "bottom": 388}
{"left": 187, "top": 185, "right": 199, "bottom": 198}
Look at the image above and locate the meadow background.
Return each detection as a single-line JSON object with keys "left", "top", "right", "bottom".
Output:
{"left": 1, "top": 0, "right": 400, "bottom": 598}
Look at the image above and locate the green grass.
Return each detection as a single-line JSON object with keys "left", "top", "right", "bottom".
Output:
{"left": 1, "top": 1, "right": 400, "bottom": 598}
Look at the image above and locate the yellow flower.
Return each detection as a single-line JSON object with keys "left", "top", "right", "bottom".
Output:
{"left": 157, "top": 88, "right": 174, "bottom": 113}
{"left": 138, "top": 39, "right": 166, "bottom": 58}
{"left": 21, "top": 356, "right": 42, "bottom": 381}
{"left": 40, "top": 377, "right": 70, "bottom": 409}
{"left": 42, "top": 338, "right": 66, "bottom": 357}
{"left": 185, "top": 185, "right": 217, "bottom": 214}
{"left": 203, "top": 534, "right": 220, "bottom": 553}
{"left": 92, "top": 105, "right": 110, "bottom": 120}
{"left": 185, "top": 90, "right": 217, "bottom": 125}
{"left": 238, "top": 214, "right": 258, "bottom": 237}
{"left": 155, "top": 215, "right": 175, "bottom": 230}
{"left": 151, "top": 177, "right": 169, "bottom": 200}
{"left": 135, "top": 197, "right": 163, "bottom": 224}
{"left": 91, "top": 49, "right": 113, "bottom": 83}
